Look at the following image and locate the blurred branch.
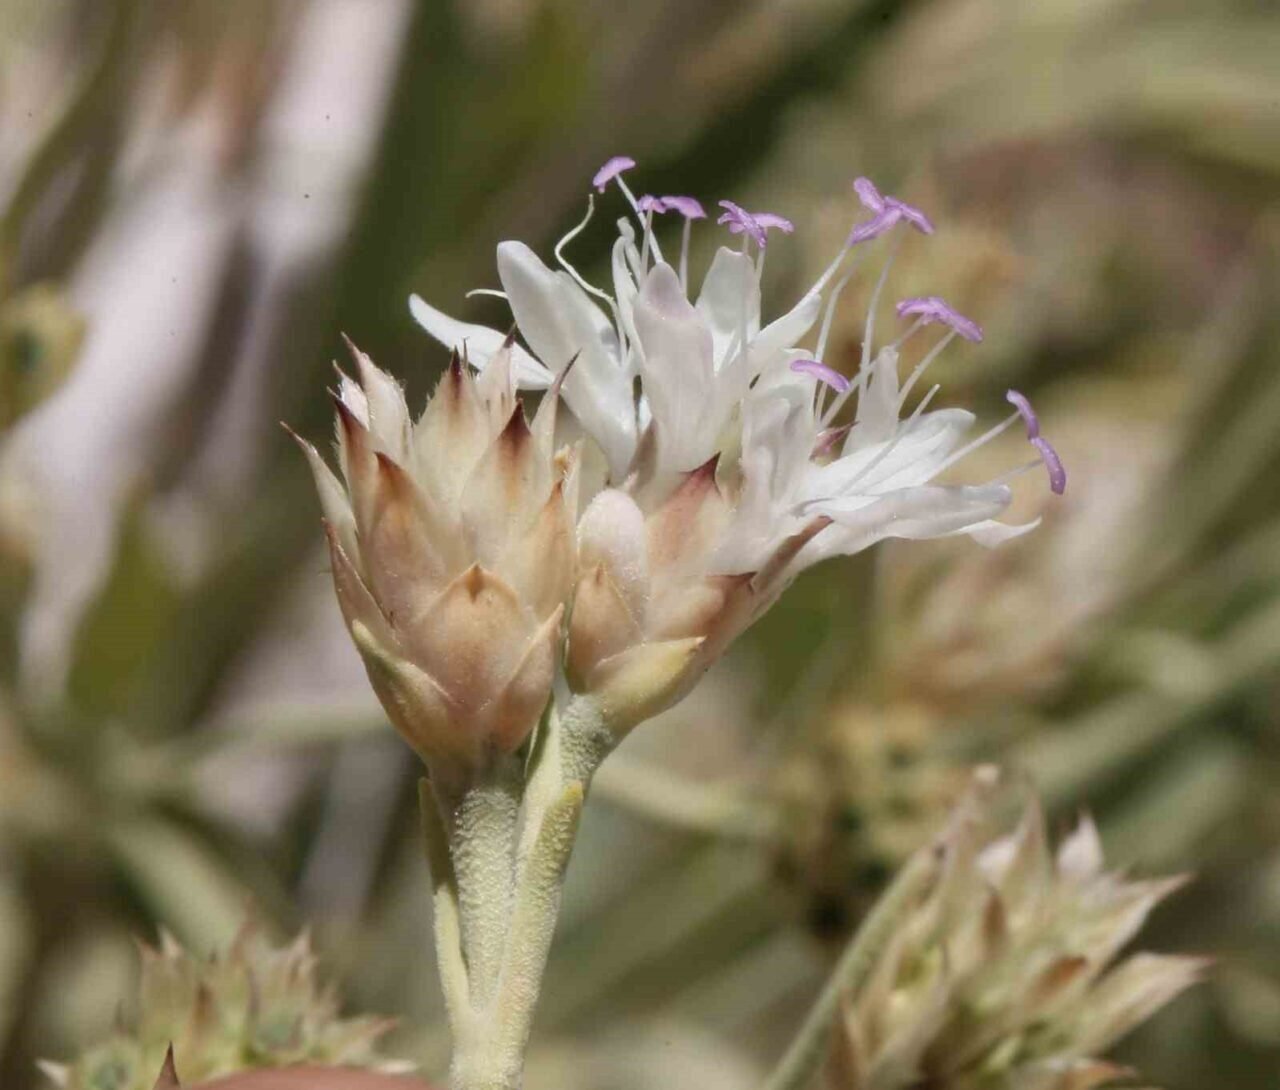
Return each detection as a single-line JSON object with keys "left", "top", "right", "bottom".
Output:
{"left": 592, "top": 754, "right": 776, "bottom": 842}
{"left": 0, "top": 0, "right": 141, "bottom": 291}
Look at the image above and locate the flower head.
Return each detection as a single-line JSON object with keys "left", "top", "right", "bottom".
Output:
{"left": 291, "top": 338, "right": 574, "bottom": 772}
{"left": 43, "top": 922, "right": 407, "bottom": 1090}
{"left": 826, "top": 778, "right": 1204, "bottom": 1090}
{"left": 396, "top": 162, "right": 1062, "bottom": 731}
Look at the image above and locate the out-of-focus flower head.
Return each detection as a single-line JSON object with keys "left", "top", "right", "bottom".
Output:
{"left": 773, "top": 702, "right": 965, "bottom": 940}
{"left": 408, "top": 157, "right": 1066, "bottom": 734}
{"left": 41, "top": 922, "right": 408, "bottom": 1090}
{"left": 825, "top": 777, "right": 1205, "bottom": 1090}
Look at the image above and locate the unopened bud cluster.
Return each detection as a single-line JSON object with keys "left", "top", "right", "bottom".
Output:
{"left": 43, "top": 923, "right": 404, "bottom": 1090}
{"left": 294, "top": 340, "right": 575, "bottom": 774}
{"left": 826, "top": 790, "right": 1203, "bottom": 1090}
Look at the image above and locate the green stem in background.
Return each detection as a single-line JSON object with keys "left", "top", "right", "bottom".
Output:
{"left": 761, "top": 847, "right": 940, "bottom": 1090}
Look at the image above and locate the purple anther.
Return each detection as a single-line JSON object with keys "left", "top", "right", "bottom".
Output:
{"left": 885, "top": 197, "right": 934, "bottom": 235}
{"left": 593, "top": 156, "right": 636, "bottom": 193}
{"left": 1004, "top": 389, "right": 1040, "bottom": 439}
{"left": 717, "top": 200, "right": 768, "bottom": 248}
{"left": 850, "top": 177, "right": 935, "bottom": 241}
{"left": 753, "top": 212, "right": 795, "bottom": 234}
{"left": 657, "top": 195, "right": 707, "bottom": 220}
{"left": 847, "top": 209, "right": 901, "bottom": 245}
{"left": 791, "top": 358, "right": 851, "bottom": 393}
{"left": 637, "top": 194, "right": 664, "bottom": 213}
{"left": 895, "top": 296, "right": 983, "bottom": 342}
{"left": 1031, "top": 436, "right": 1067, "bottom": 495}
{"left": 853, "top": 177, "right": 886, "bottom": 212}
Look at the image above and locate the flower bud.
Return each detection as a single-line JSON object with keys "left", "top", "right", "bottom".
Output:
{"left": 567, "top": 489, "right": 649, "bottom": 686}
{"left": 293, "top": 344, "right": 576, "bottom": 772}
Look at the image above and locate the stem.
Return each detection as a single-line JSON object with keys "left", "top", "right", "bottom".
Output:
{"left": 418, "top": 779, "right": 469, "bottom": 1030}
{"left": 761, "top": 847, "right": 940, "bottom": 1090}
{"left": 447, "top": 696, "right": 610, "bottom": 1090}
{"left": 445, "top": 761, "right": 522, "bottom": 1007}
{"left": 450, "top": 781, "right": 584, "bottom": 1090}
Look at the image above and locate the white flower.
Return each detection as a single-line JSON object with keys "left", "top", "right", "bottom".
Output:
{"left": 404, "top": 160, "right": 1067, "bottom": 729}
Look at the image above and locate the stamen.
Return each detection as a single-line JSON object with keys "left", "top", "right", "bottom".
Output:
{"left": 658, "top": 196, "right": 707, "bottom": 220}
{"left": 753, "top": 212, "right": 795, "bottom": 235}
{"left": 791, "top": 358, "right": 851, "bottom": 393}
{"left": 813, "top": 244, "right": 858, "bottom": 295}
{"left": 890, "top": 317, "right": 926, "bottom": 351}
{"left": 466, "top": 288, "right": 509, "bottom": 301}
{"left": 848, "top": 209, "right": 901, "bottom": 246}
{"left": 554, "top": 195, "right": 613, "bottom": 304}
{"left": 853, "top": 177, "right": 886, "bottom": 212}
{"left": 1005, "top": 388, "right": 1040, "bottom": 438}
{"left": 1032, "top": 436, "right": 1067, "bottom": 494}
{"left": 990, "top": 459, "right": 1045, "bottom": 486}
{"left": 680, "top": 218, "right": 693, "bottom": 293}
{"left": 802, "top": 383, "right": 942, "bottom": 510}
{"left": 895, "top": 296, "right": 983, "bottom": 342}
{"left": 818, "top": 245, "right": 899, "bottom": 427}
{"left": 617, "top": 176, "right": 663, "bottom": 264}
{"left": 848, "top": 177, "right": 936, "bottom": 243}
{"left": 717, "top": 200, "right": 768, "bottom": 249}
{"left": 884, "top": 197, "right": 935, "bottom": 236}
{"left": 593, "top": 156, "right": 636, "bottom": 193}
{"left": 640, "top": 206, "right": 655, "bottom": 270}
{"left": 553, "top": 194, "right": 628, "bottom": 347}
{"left": 896, "top": 330, "right": 958, "bottom": 410}
{"left": 815, "top": 261, "right": 858, "bottom": 366}
{"left": 860, "top": 246, "right": 898, "bottom": 380}
{"left": 928, "top": 410, "right": 1021, "bottom": 482}
{"left": 638, "top": 195, "right": 706, "bottom": 289}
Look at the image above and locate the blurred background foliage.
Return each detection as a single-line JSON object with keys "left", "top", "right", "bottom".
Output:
{"left": 0, "top": 0, "right": 1277, "bottom": 1087}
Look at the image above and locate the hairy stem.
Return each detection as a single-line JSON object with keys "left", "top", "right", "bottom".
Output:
{"left": 445, "top": 760, "right": 522, "bottom": 1008}
{"left": 445, "top": 696, "right": 611, "bottom": 1090}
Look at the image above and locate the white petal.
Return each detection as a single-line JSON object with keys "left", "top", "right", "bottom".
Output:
{"left": 750, "top": 289, "right": 821, "bottom": 367}
{"left": 803, "top": 484, "right": 1013, "bottom": 564}
{"left": 611, "top": 234, "right": 642, "bottom": 378}
{"left": 956, "top": 516, "right": 1042, "bottom": 547}
{"left": 852, "top": 346, "right": 901, "bottom": 443}
{"left": 409, "top": 293, "right": 553, "bottom": 389}
{"left": 634, "top": 262, "right": 718, "bottom": 473}
{"left": 809, "top": 408, "right": 974, "bottom": 499}
{"left": 497, "top": 241, "right": 637, "bottom": 477}
{"left": 696, "top": 247, "right": 760, "bottom": 366}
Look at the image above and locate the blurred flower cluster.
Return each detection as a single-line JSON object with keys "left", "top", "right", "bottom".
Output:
{"left": 825, "top": 787, "right": 1202, "bottom": 1090}
{"left": 42, "top": 923, "right": 406, "bottom": 1090}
